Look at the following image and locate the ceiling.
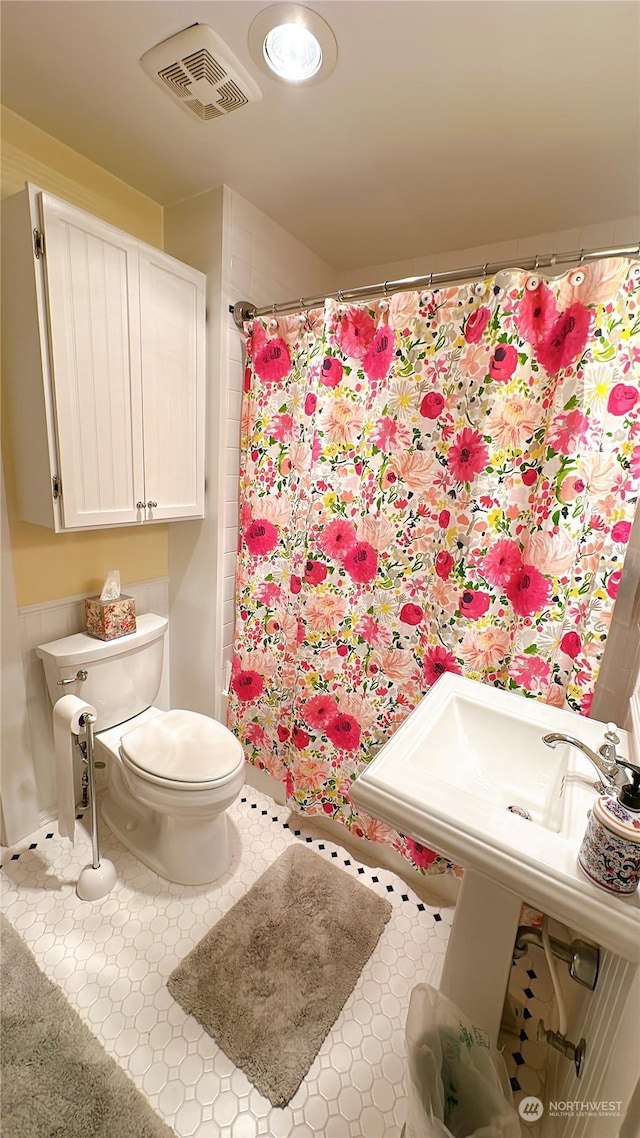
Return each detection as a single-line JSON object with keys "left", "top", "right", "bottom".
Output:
{"left": 2, "top": 1, "right": 639, "bottom": 271}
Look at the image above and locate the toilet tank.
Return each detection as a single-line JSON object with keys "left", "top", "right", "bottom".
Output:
{"left": 36, "top": 614, "right": 168, "bottom": 731}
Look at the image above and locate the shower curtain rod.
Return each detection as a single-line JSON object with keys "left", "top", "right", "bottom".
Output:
{"left": 231, "top": 241, "right": 640, "bottom": 329}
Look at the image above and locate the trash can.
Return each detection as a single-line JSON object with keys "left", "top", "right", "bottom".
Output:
{"left": 404, "top": 984, "right": 522, "bottom": 1138}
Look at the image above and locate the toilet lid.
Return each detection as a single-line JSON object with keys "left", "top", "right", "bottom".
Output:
{"left": 120, "top": 709, "right": 244, "bottom": 783}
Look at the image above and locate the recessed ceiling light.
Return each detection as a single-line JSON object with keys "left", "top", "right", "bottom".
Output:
{"left": 263, "top": 23, "right": 322, "bottom": 81}
{"left": 249, "top": 4, "right": 337, "bottom": 86}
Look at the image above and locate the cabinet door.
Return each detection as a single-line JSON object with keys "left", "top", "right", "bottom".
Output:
{"left": 138, "top": 248, "right": 206, "bottom": 521}
{"left": 39, "top": 193, "right": 145, "bottom": 528}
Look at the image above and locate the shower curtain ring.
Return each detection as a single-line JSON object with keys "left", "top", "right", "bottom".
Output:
{"left": 383, "top": 281, "right": 389, "bottom": 296}
{"left": 429, "top": 272, "right": 433, "bottom": 288}
{"left": 483, "top": 262, "right": 489, "bottom": 277}
{"left": 337, "top": 290, "right": 344, "bottom": 303}
{"left": 550, "top": 252, "right": 557, "bottom": 267}
{"left": 579, "top": 249, "right": 585, "bottom": 264}
{"left": 534, "top": 255, "right": 540, "bottom": 271}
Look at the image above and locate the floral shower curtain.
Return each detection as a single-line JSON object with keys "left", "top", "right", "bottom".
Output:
{"left": 228, "top": 258, "right": 640, "bottom": 877}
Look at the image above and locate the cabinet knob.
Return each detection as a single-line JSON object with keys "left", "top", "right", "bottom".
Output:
{"left": 147, "top": 500, "right": 158, "bottom": 509}
{"left": 136, "top": 501, "right": 145, "bottom": 510}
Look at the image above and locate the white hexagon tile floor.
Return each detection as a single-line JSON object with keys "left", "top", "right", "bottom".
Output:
{"left": 0, "top": 787, "right": 455, "bottom": 1138}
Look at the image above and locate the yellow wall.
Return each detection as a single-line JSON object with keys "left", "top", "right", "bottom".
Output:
{"left": 1, "top": 108, "right": 168, "bottom": 606}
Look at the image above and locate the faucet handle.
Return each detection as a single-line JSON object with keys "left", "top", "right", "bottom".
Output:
{"left": 599, "top": 722, "right": 621, "bottom": 772}
{"left": 605, "top": 722, "right": 620, "bottom": 744}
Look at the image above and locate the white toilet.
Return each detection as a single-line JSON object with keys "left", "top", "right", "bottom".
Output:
{"left": 37, "top": 614, "right": 245, "bottom": 886}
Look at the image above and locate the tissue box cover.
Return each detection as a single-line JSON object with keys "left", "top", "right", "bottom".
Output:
{"left": 84, "top": 595, "right": 136, "bottom": 641}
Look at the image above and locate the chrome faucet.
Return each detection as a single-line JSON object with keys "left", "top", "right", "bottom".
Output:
{"left": 542, "top": 722, "right": 624, "bottom": 792}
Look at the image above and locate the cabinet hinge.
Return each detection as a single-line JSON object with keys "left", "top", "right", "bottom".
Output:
{"left": 52, "top": 475, "right": 62, "bottom": 499}
{"left": 33, "top": 229, "right": 45, "bottom": 259}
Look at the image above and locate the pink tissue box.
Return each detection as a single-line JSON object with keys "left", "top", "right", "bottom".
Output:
{"left": 84, "top": 595, "right": 136, "bottom": 641}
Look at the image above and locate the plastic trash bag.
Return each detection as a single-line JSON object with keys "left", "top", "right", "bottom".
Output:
{"left": 404, "top": 984, "right": 522, "bottom": 1138}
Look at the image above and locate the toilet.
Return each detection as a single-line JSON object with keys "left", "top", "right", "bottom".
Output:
{"left": 36, "top": 614, "right": 245, "bottom": 886}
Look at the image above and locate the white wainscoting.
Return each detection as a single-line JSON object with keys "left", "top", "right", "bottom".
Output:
{"left": 17, "top": 577, "right": 170, "bottom": 827}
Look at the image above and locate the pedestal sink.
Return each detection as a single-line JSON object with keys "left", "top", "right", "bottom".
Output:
{"left": 350, "top": 674, "right": 640, "bottom": 1041}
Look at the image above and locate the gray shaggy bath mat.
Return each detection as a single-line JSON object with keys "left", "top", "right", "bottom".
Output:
{"left": 167, "top": 844, "right": 392, "bottom": 1107}
{"left": 0, "top": 913, "right": 174, "bottom": 1138}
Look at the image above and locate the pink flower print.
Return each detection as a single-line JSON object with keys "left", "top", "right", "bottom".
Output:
{"left": 290, "top": 574, "right": 302, "bottom": 595}
{"left": 517, "top": 282, "right": 558, "bottom": 345}
{"left": 536, "top": 303, "right": 591, "bottom": 374}
{"left": 304, "top": 559, "right": 328, "bottom": 585}
{"left": 294, "top": 757, "right": 333, "bottom": 790}
{"left": 511, "top": 654, "right": 551, "bottom": 692}
{"left": 548, "top": 409, "right": 589, "bottom": 456}
{"left": 268, "top": 412, "right": 295, "bottom": 442}
{"left": 245, "top": 722, "right": 267, "bottom": 748}
{"left": 255, "top": 581, "right": 284, "bottom": 606}
{"left": 232, "top": 670, "right": 264, "bottom": 702}
{"left": 435, "top": 551, "right": 454, "bottom": 579}
{"left": 459, "top": 590, "right": 491, "bottom": 620}
{"left": 363, "top": 325, "right": 395, "bottom": 381}
{"left": 341, "top": 541, "right": 378, "bottom": 584}
{"left": 337, "top": 308, "right": 376, "bottom": 359}
{"left": 482, "top": 539, "right": 523, "bottom": 587}
{"left": 439, "top": 510, "right": 450, "bottom": 528}
{"left": 608, "top": 383, "right": 638, "bottom": 416}
{"left": 448, "top": 428, "right": 489, "bottom": 482}
{"left": 464, "top": 306, "right": 491, "bottom": 344}
{"left": 320, "top": 397, "right": 365, "bottom": 445}
{"left": 612, "top": 520, "right": 632, "bottom": 543}
{"left": 488, "top": 343, "right": 518, "bottom": 383}
{"left": 370, "top": 416, "right": 412, "bottom": 453}
{"left": 522, "top": 467, "right": 538, "bottom": 487}
{"left": 561, "top": 631, "right": 582, "bottom": 658}
{"left": 320, "top": 356, "right": 344, "bottom": 387}
{"left": 420, "top": 391, "right": 445, "bottom": 419}
{"left": 305, "top": 392, "right": 317, "bottom": 415}
{"left": 244, "top": 518, "right": 279, "bottom": 556}
{"left": 460, "top": 626, "right": 511, "bottom": 670}
{"left": 558, "top": 475, "right": 586, "bottom": 504}
{"left": 405, "top": 838, "right": 439, "bottom": 870}
{"left": 285, "top": 770, "right": 294, "bottom": 797}
{"left": 292, "top": 726, "right": 311, "bottom": 749}
{"left": 505, "top": 564, "right": 551, "bottom": 616}
{"left": 424, "top": 646, "right": 462, "bottom": 685}
{"left": 399, "top": 603, "right": 423, "bottom": 626}
{"left": 355, "top": 615, "right": 392, "bottom": 647}
{"left": 318, "top": 519, "right": 357, "bottom": 559}
{"left": 302, "top": 694, "right": 340, "bottom": 730}
{"left": 325, "top": 714, "right": 361, "bottom": 751}
{"left": 254, "top": 336, "right": 292, "bottom": 383}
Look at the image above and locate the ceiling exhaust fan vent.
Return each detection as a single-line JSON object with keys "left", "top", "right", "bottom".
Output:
{"left": 141, "top": 24, "right": 261, "bottom": 123}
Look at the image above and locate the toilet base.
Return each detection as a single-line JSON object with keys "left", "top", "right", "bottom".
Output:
{"left": 102, "top": 792, "right": 232, "bottom": 886}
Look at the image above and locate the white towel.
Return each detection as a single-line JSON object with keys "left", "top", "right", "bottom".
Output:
{"left": 52, "top": 695, "right": 97, "bottom": 844}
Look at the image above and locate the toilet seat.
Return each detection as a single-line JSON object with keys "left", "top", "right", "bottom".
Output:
{"left": 119, "top": 709, "right": 244, "bottom": 790}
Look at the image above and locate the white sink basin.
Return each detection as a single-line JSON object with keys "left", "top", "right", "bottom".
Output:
{"left": 396, "top": 684, "right": 569, "bottom": 832}
{"left": 351, "top": 674, "right": 640, "bottom": 962}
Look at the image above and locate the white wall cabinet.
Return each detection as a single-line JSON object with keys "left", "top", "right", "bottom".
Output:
{"left": 2, "top": 185, "right": 206, "bottom": 530}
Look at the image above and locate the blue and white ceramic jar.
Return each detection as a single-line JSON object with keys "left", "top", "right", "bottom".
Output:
{"left": 578, "top": 791, "right": 640, "bottom": 895}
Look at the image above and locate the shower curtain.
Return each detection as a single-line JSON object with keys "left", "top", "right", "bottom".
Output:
{"left": 228, "top": 258, "right": 640, "bottom": 876}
